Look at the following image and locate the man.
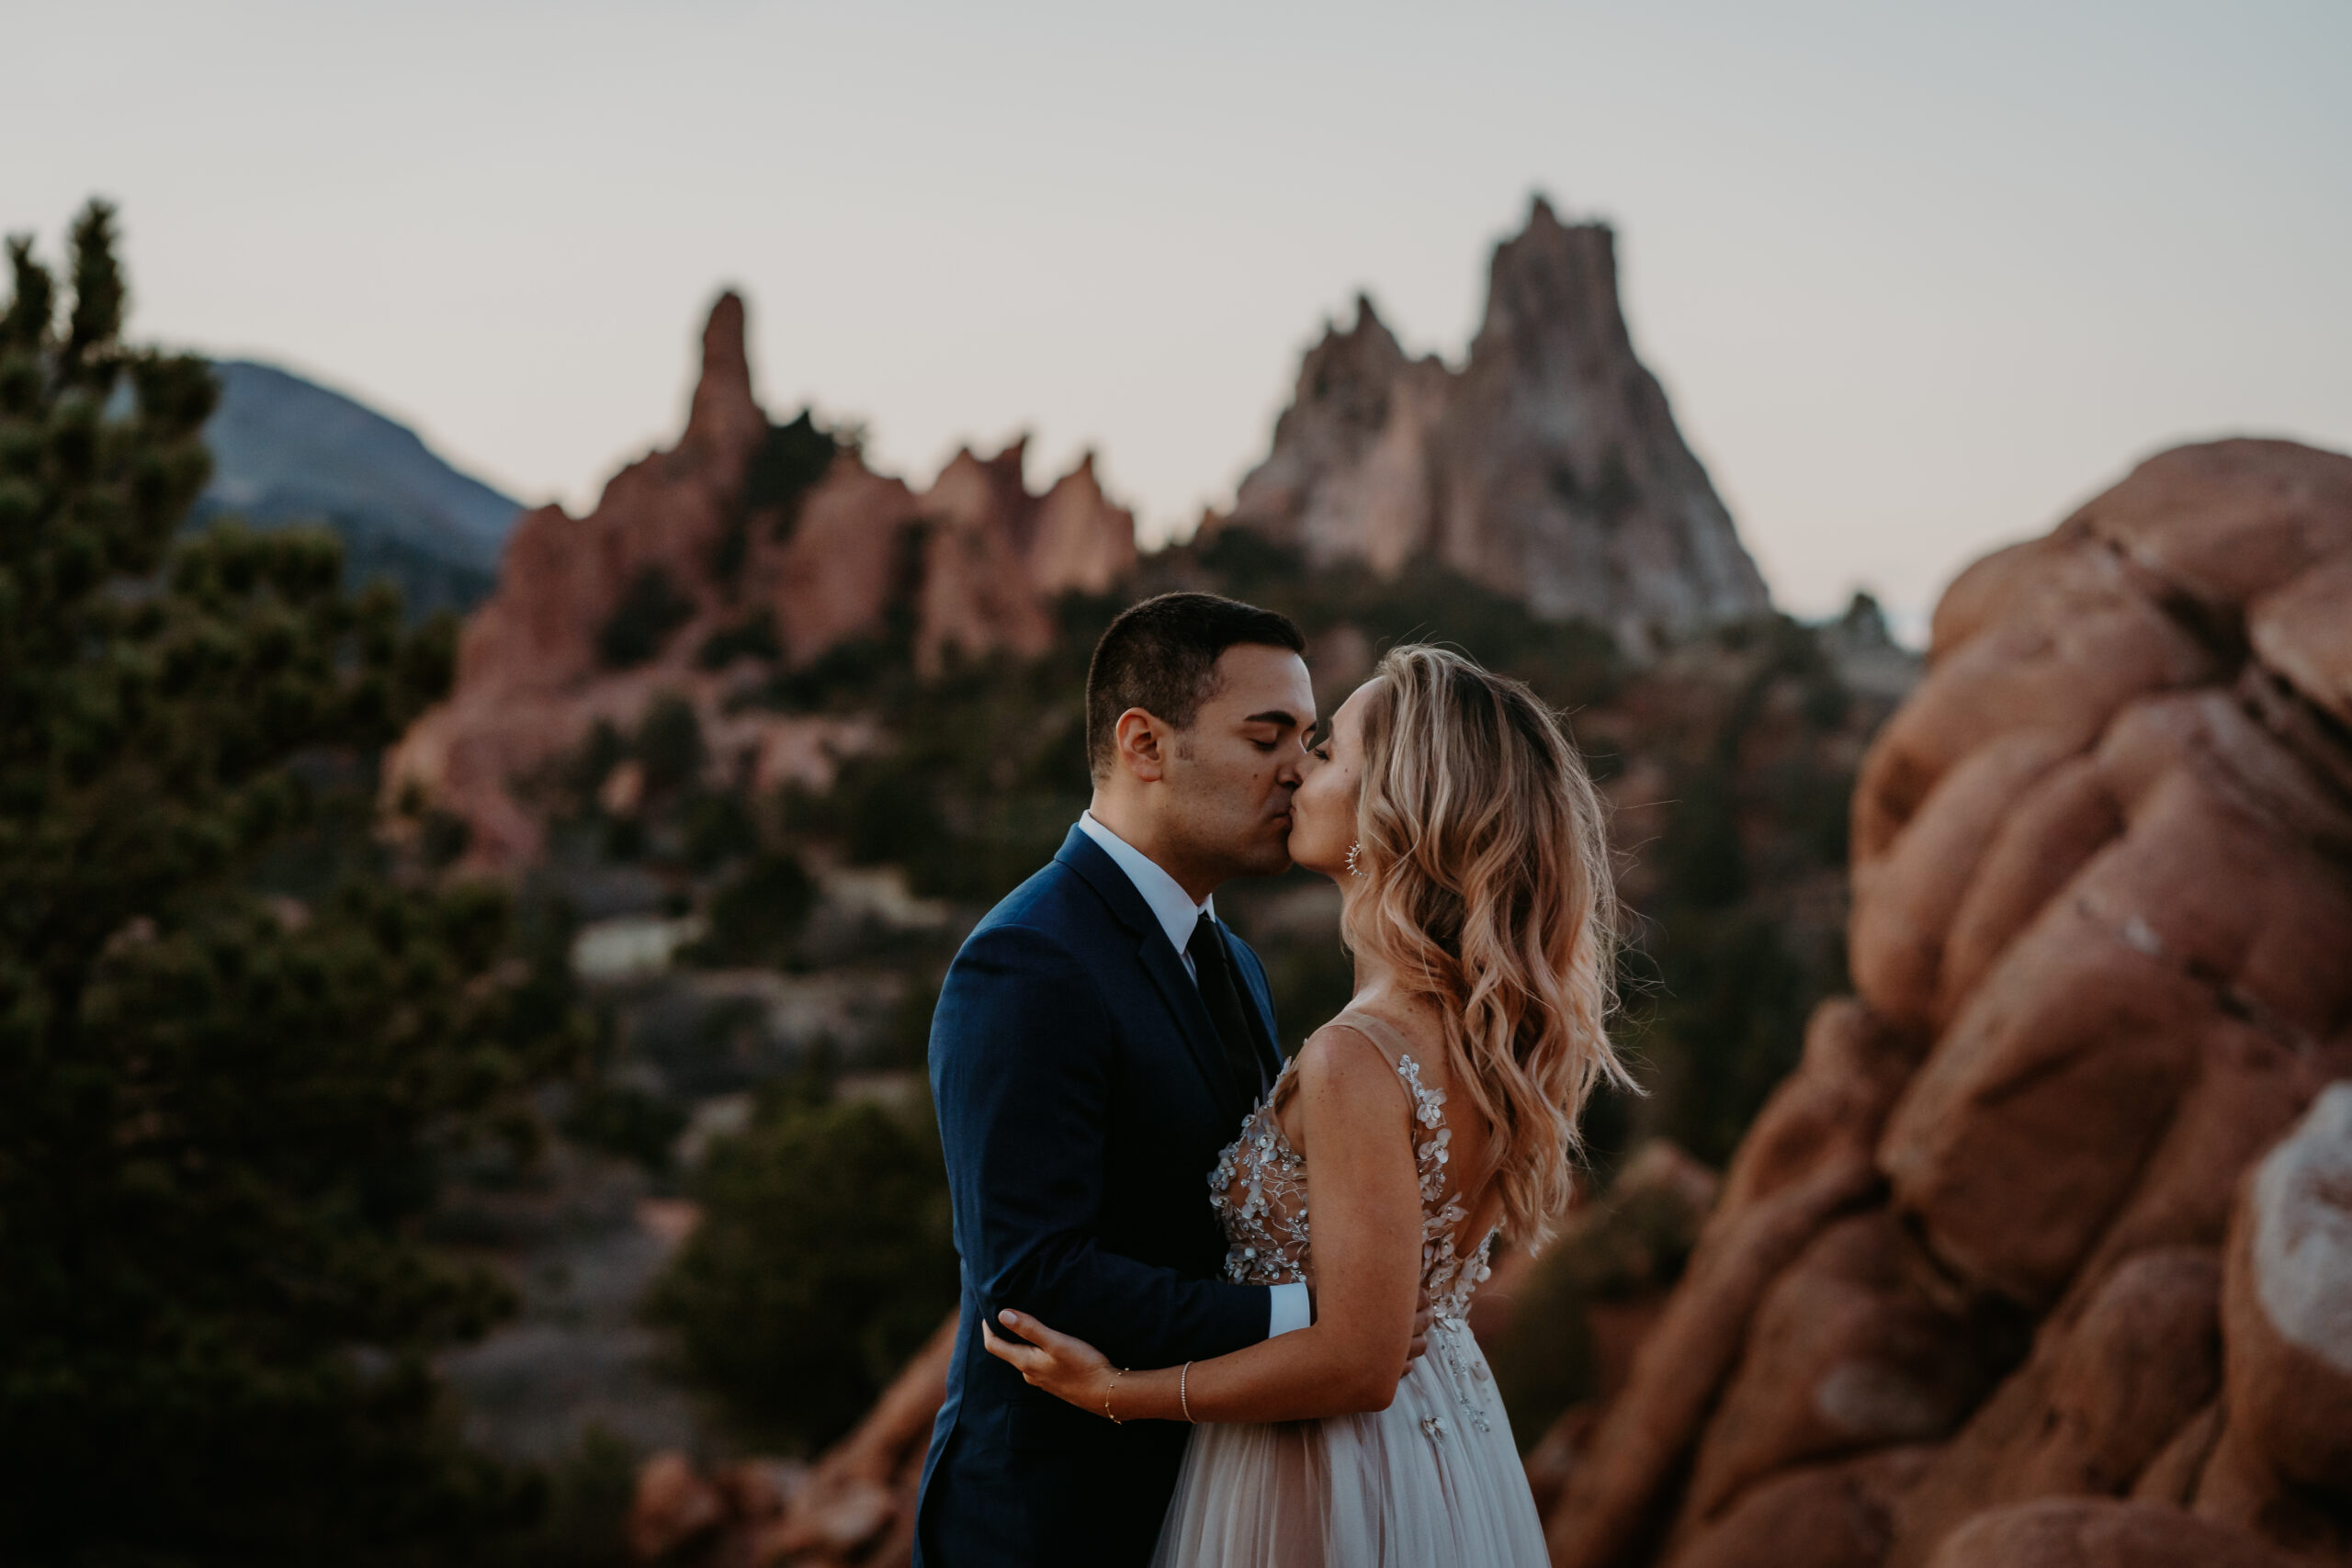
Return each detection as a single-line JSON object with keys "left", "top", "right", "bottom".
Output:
{"left": 916, "top": 592, "right": 1318, "bottom": 1566}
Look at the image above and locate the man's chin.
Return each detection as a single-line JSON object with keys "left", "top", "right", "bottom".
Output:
{"left": 1236, "top": 840, "right": 1295, "bottom": 878}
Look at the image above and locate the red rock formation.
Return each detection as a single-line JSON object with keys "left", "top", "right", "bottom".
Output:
{"left": 1217, "top": 197, "right": 1771, "bottom": 654}
{"left": 385, "top": 295, "right": 1136, "bottom": 867}
{"left": 1920, "top": 1497, "right": 2309, "bottom": 1568}
{"left": 629, "top": 1314, "right": 955, "bottom": 1568}
{"left": 2194, "top": 1085, "right": 2352, "bottom": 1560}
{"left": 764, "top": 455, "right": 922, "bottom": 668}
{"left": 1539, "top": 438, "right": 2352, "bottom": 1568}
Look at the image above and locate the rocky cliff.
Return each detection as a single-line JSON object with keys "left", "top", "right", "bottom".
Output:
{"left": 384, "top": 293, "right": 1136, "bottom": 867}
{"left": 1217, "top": 197, "right": 1771, "bottom": 654}
{"left": 1541, "top": 437, "right": 2352, "bottom": 1568}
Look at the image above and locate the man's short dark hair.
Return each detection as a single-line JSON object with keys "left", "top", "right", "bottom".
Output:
{"left": 1085, "top": 592, "right": 1306, "bottom": 779}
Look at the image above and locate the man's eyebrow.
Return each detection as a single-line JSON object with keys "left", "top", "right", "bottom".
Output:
{"left": 1243, "top": 709, "right": 1306, "bottom": 728}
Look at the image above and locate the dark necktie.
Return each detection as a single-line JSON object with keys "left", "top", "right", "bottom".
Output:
{"left": 1187, "top": 912, "right": 1268, "bottom": 1113}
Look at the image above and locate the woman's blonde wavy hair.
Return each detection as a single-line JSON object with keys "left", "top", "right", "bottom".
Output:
{"left": 1341, "top": 644, "right": 1630, "bottom": 1250}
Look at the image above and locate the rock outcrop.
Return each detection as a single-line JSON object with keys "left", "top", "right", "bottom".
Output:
{"left": 1541, "top": 438, "right": 2352, "bottom": 1568}
{"left": 385, "top": 293, "right": 1135, "bottom": 867}
{"left": 1217, "top": 197, "right": 1771, "bottom": 654}
{"left": 628, "top": 1315, "right": 953, "bottom": 1568}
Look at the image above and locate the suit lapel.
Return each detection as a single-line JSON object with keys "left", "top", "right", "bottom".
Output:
{"left": 1054, "top": 829, "right": 1243, "bottom": 1115}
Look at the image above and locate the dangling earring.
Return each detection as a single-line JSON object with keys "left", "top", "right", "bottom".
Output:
{"left": 1344, "top": 842, "right": 1365, "bottom": 878}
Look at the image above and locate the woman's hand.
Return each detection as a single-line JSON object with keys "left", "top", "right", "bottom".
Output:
{"left": 980, "top": 1309, "right": 1123, "bottom": 1418}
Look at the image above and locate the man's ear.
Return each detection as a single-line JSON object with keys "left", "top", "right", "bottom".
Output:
{"left": 1114, "top": 707, "right": 1170, "bottom": 784}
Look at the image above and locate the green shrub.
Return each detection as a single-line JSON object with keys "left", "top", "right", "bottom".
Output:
{"left": 688, "top": 851, "right": 819, "bottom": 967}
{"left": 561, "top": 1082, "right": 689, "bottom": 1171}
{"left": 644, "top": 1087, "right": 957, "bottom": 1453}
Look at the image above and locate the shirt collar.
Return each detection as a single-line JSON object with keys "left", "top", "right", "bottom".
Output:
{"left": 1077, "top": 810, "right": 1213, "bottom": 955}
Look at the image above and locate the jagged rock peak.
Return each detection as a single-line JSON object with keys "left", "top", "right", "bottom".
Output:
{"left": 386, "top": 293, "right": 1137, "bottom": 869}
{"left": 680, "top": 290, "right": 763, "bottom": 466}
{"left": 1470, "top": 193, "right": 1625, "bottom": 360}
{"left": 1224, "top": 195, "right": 1772, "bottom": 655}
{"left": 1275, "top": 298, "right": 1413, "bottom": 446}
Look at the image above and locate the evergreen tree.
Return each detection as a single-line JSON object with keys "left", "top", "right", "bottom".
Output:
{"left": 0, "top": 202, "right": 581, "bottom": 1564}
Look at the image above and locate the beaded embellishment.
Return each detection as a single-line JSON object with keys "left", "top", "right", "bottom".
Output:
{"left": 1206, "top": 1027, "right": 1498, "bottom": 1321}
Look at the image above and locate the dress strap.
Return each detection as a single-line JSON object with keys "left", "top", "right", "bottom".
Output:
{"left": 1327, "top": 1008, "right": 1427, "bottom": 1074}
{"left": 1324, "top": 1010, "right": 1449, "bottom": 1134}
{"left": 1273, "top": 1010, "right": 1440, "bottom": 1131}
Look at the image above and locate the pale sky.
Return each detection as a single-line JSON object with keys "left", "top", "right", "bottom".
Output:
{"left": 9, "top": 0, "right": 2347, "bottom": 628}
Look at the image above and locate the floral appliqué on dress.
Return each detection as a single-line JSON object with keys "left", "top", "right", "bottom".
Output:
{"left": 1206, "top": 1016, "right": 1500, "bottom": 1441}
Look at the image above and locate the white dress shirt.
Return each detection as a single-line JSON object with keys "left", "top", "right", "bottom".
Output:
{"left": 1077, "top": 811, "right": 1312, "bottom": 1339}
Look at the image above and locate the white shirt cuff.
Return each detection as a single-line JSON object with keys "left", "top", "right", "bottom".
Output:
{"left": 1267, "top": 1281, "right": 1312, "bottom": 1337}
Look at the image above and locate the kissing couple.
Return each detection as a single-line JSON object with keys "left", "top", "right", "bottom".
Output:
{"left": 914, "top": 592, "right": 1627, "bottom": 1567}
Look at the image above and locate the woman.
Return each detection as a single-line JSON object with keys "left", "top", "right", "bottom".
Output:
{"left": 983, "top": 644, "right": 1630, "bottom": 1566}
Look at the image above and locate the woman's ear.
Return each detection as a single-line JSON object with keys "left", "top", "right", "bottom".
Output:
{"left": 1114, "top": 707, "right": 1169, "bottom": 784}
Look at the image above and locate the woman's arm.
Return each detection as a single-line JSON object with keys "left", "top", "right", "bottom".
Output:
{"left": 983, "top": 1026, "right": 1422, "bottom": 1424}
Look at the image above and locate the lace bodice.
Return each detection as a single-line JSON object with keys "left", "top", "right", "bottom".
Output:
{"left": 1208, "top": 1010, "right": 1497, "bottom": 1323}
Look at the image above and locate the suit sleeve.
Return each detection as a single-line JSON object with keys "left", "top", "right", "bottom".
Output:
{"left": 931, "top": 920, "right": 1271, "bottom": 1369}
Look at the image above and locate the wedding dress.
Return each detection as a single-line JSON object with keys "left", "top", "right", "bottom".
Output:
{"left": 1150, "top": 1010, "right": 1548, "bottom": 1567}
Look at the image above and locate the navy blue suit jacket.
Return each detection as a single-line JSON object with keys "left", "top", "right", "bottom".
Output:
{"left": 915, "top": 827, "right": 1283, "bottom": 1568}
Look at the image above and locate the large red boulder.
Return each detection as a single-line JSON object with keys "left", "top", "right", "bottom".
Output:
{"left": 1537, "top": 438, "right": 2352, "bottom": 1568}
{"left": 1545, "top": 1000, "right": 1920, "bottom": 1568}
{"left": 1878, "top": 689, "right": 2352, "bottom": 1309}
{"left": 2193, "top": 1084, "right": 2352, "bottom": 1561}
{"left": 1668, "top": 1448, "right": 1938, "bottom": 1568}
{"left": 1883, "top": 1247, "right": 2222, "bottom": 1566}
{"left": 628, "top": 1314, "right": 956, "bottom": 1568}
{"left": 1922, "top": 1497, "right": 2306, "bottom": 1568}
{"left": 1679, "top": 1213, "right": 2002, "bottom": 1529}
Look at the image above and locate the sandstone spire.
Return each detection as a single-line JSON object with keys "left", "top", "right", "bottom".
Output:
{"left": 1224, "top": 196, "right": 1772, "bottom": 654}
{"left": 678, "top": 291, "right": 763, "bottom": 470}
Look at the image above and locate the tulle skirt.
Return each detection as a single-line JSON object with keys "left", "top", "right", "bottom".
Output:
{"left": 1149, "top": 1321, "right": 1546, "bottom": 1568}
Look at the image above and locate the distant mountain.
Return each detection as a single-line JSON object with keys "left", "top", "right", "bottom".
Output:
{"left": 195, "top": 360, "right": 522, "bottom": 615}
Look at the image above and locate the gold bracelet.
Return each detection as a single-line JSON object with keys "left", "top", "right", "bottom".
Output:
{"left": 1180, "top": 1361, "right": 1194, "bottom": 1423}
{"left": 1103, "top": 1367, "right": 1128, "bottom": 1424}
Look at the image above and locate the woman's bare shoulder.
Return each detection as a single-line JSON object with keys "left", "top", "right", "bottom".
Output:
{"left": 1289, "top": 1020, "right": 1419, "bottom": 1108}
{"left": 1274, "top": 1023, "right": 1419, "bottom": 1163}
